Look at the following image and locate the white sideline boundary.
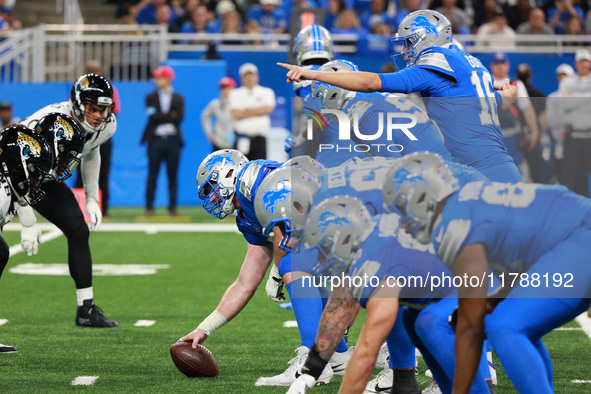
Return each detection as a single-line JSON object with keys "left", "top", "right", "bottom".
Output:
{"left": 3, "top": 222, "right": 239, "bottom": 233}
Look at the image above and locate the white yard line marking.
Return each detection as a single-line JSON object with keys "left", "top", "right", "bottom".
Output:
{"left": 8, "top": 229, "right": 64, "bottom": 257}
{"left": 134, "top": 320, "right": 156, "bottom": 327}
{"left": 554, "top": 327, "right": 583, "bottom": 331}
{"left": 575, "top": 313, "right": 591, "bottom": 340}
{"left": 0, "top": 319, "right": 7, "bottom": 326}
{"left": 283, "top": 320, "right": 298, "bottom": 328}
{"left": 4, "top": 223, "right": 239, "bottom": 233}
{"left": 71, "top": 376, "right": 99, "bottom": 386}
{"left": 572, "top": 380, "right": 591, "bottom": 384}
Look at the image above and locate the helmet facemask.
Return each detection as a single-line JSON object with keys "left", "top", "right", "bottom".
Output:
{"left": 199, "top": 169, "right": 237, "bottom": 219}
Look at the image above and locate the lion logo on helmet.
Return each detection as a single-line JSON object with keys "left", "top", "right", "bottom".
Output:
{"left": 205, "top": 155, "right": 235, "bottom": 171}
{"left": 262, "top": 177, "right": 292, "bottom": 214}
{"left": 410, "top": 15, "right": 442, "bottom": 37}
{"left": 17, "top": 132, "right": 42, "bottom": 158}
{"left": 317, "top": 211, "right": 350, "bottom": 235}
{"left": 54, "top": 116, "right": 74, "bottom": 141}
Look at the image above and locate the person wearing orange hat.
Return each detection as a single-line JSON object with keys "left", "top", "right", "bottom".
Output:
{"left": 201, "top": 76, "right": 237, "bottom": 152}
{"left": 141, "top": 65, "right": 185, "bottom": 216}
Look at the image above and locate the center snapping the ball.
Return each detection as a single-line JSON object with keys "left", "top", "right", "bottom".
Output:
{"left": 170, "top": 342, "right": 219, "bottom": 377}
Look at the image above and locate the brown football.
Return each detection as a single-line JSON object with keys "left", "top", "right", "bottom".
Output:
{"left": 170, "top": 342, "right": 219, "bottom": 377}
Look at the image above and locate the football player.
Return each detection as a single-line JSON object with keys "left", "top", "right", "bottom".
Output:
{"left": 289, "top": 24, "right": 334, "bottom": 157}
{"left": 310, "top": 59, "right": 454, "bottom": 168}
{"left": 254, "top": 161, "right": 353, "bottom": 386}
{"left": 0, "top": 125, "right": 55, "bottom": 353}
{"left": 384, "top": 153, "right": 591, "bottom": 393}
{"left": 278, "top": 10, "right": 521, "bottom": 183}
{"left": 17, "top": 74, "right": 118, "bottom": 328}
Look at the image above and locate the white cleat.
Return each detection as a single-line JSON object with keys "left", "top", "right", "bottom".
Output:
{"left": 425, "top": 369, "right": 433, "bottom": 378}
{"left": 0, "top": 343, "right": 17, "bottom": 353}
{"left": 375, "top": 342, "right": 389, "bottom": 369}
{"left": 363, "top": 367, "right": 393, "bottom": 393}
{"left": 330, "top": 346, "right": 355, "bottom": 375}
{"left": 422, "top": 381, "right": 443, "bottom": 394}
{"left": 255, "top": 346, "right": 333, "bottom": 387}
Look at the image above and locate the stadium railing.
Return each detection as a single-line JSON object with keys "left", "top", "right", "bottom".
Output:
{"left": 0, "top": 24, "right": 589, "bottom": 83}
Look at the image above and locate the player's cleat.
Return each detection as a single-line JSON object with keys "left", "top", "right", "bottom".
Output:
{"left": 329, "top": 346, "right": 355, "bottom": 375}
{"left": 75, "top": 299, "right": 119, "bottom": 328}
{"left": 375, "top": 342, "right": 389, "bottom": 369}
{"left": 255, "top": 346, "right": 333, "bottom": 386}
{"left": 422, "top": 381, "right": 442, "bottom": 394}
{"left": 0, "top": 343, "right": 18, "bottom": 353}
{"left": 364, "top": 367, "right": 393, "bottom": 393}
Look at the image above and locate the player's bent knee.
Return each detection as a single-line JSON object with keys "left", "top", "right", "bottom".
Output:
{"left": 65, "top": 220, "right": 90, "bottom": 243}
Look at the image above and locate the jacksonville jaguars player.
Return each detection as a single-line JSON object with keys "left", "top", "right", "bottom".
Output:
{"left": 383, "top": 153, "right": 591, "bottom": 393}
{"left": 289, "top": 24, "right": 334, "bottom": 157}
{"left": 0, "top": 125, "right": 54, "bottom": 353}
{"left": 310, "top": 59, "right": 454, "bottom": 168}
{"left": 289, "top": 194, "right": 494, "bottom": 394}
{"left": 278, "top": 10, "right": 521, "bottom": 183}
{"left": 17, "top": 74, "right": 118, "bottom": 328}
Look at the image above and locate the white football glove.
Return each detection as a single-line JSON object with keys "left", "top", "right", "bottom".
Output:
{"left": 265, "top": 264, "right": 285, "bottom": 302}
{"left": 86, "top": 198, "right": 102, "bottom": 232}
{"left": 21, "top": 225, "right": 41, "bottom": 256}
{"left": 286, "top": 373, "right": 316, "bottom": 394}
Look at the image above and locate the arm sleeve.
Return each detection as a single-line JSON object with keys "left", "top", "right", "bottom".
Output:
{"left": 201, "top": 101, "right": 215, "bottom": 136}
{"left": 515, "top": 80, "right": 533, "bottom": 111}
{"left": 81, "top": 147, "right": 101, "bottom": 203}
{"left": 16, "top": 204, "right": 37, "bottom": 227}
{"left": 495, "top": 91, "right": 503, "bottom": 109}
{"left": 378, "top": 66, "right": 448, "bottom": 95}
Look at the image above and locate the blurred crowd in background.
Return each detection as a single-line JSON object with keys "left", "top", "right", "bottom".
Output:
{"left": 105, "top": 0, "right": 591, "bottom": 40}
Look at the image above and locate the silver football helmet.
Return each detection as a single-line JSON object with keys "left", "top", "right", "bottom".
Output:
{"left": 303, "top": 196, "right": 375, "bottom": 276}
{"left": 283, "top": 155, "right": 326, "bottom": 178}
{"left": 294, "top": 24, "right": 335, "bottom": 66}
{"left": 312, "top": 59, "right": 359, "bottom": 111}
{"left": 382, "top": 152, "right": 459, "bottom": 245}
{"left": 255, "top": 166, "right": 320, "bottom": 252}
{"left": 392, "top": 10, "right": 453, "bottom": 68}
{"left": 196, "top": 149, "right": 248, "bottom": 219}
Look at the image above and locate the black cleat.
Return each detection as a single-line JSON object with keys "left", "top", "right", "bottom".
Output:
{"left": 76, "top": 299, "right": 119, "bottom": 328}
{"left": 0, "top": 343, "right": 17, "bottom": 353}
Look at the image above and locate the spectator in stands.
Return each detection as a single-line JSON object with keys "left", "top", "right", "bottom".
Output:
{"left": 74, "top": 60, "right": 120, "bottom": 218}
{"left": 393, "top": 0, "right": 423, "bottom": 29}
{"left": 0, "top": 0, "right": 21, "bottom": 31}
{"left": 360, "top": 0, "right": 394, "bottom": 33}
{"left": 0, "top": 0, "right": 12, "bottom": 14}
{"left": 477, "top": 10, "right": 517, "bottom": 48}
{"left": 110, "top": 15, "right": 154, "bottom": 79}
{"left": 180, "top": 5, "right": 213, "bottom": 33}
{"left": 135, "top": 0, "right": 177, "bottom": 25}
{"left": 546, "top": 63, "right": 575, "bottom": 183}
{"left": 201, "top": 76, "right": 237, "bottom": 151}
{"left": 170, "top": 0, "right": 199, "bottom": 32}
{"left": 0, "top": 101, "right": 19, "bottom": 128}
{"left": 369, "top": 15, "right": 392, "bottom": 36}
{"left": 142, "top": 65, "right": 185, "bottom": 216}
{"left": 331, "top": 9, "right": 368, "bottom": 37}
{"left": 563, "top": 15, "right": 586, "bottom": 45}
{"left": 556, "top": 49, "right": 591, "bottom": 196}
{"left": 229, "top": 63, "right": 275, "bottom": 160}
{"left": 504, "top": 0, "right": 533, "bottom": 30}
{"left": 325, "top": 0, "right": 346, "bottom": 31}
{"left": 208, "top": 0, "right": 237, "bottom": 33}
{"left": 517, "top": 8, "right": 554, "bottom": 35}
{"left": 247, "top": 0, "right": 288, "bottom": 34}
{"left": 155, "top": 4, "right": 176, "bottom": 30}
{"left": 547, "top": 0, "right": 584, "bottom": 34}
{"left": 436, "top": 0, "right": 469, "bottom": 31}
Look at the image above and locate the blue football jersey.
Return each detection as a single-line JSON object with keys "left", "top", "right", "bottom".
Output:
{"left": 379, "top": 46, "right": 518, "bottom": 177}
{"left": 293, "top": 64, "right": 322, "bottom": 98}
{"left": 315, "top": 157, "right": 398, "bottom": 215}
{"left": 432, "top": 182, "right": 591, "bottom": 274}
{"left": 348, "top": 213, "right": 455, "bottom": 308}
{"left": 235, "top": 160, "right": 283, "bottom": 245}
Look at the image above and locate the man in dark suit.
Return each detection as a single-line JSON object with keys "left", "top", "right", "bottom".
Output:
{"left": 141, "top": 65, "right": 184, "bottom": 216}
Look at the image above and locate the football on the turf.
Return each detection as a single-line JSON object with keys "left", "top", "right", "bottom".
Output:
{"left": 170, "top": 342, "right": 219, "bottom": 377}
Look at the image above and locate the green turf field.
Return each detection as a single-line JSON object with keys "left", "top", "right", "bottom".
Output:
{"left": 1, "top": 212, "right": 591, "bottom": 393}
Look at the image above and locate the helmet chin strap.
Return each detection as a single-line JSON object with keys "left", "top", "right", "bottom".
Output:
{"left": 221, "top": 191, "right": 236, "bottom": 216}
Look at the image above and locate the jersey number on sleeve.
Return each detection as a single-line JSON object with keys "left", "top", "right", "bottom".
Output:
{"left": 470, "top": 71, "right": 500, "bottom": 127}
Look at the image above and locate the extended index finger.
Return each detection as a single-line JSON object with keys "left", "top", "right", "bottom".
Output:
{"left": 277, "top": 62, "right": 294, "bottom": 70}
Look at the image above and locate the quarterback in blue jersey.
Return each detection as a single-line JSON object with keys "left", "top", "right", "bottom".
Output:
{"left": 278, "top": 10, "right": 521, "bottom": 183}
{"left": 384, "top": 153, "right": 591, "bottom": 393}
{"left": 179, "top": 149, "right": 284, "bottom": 346}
